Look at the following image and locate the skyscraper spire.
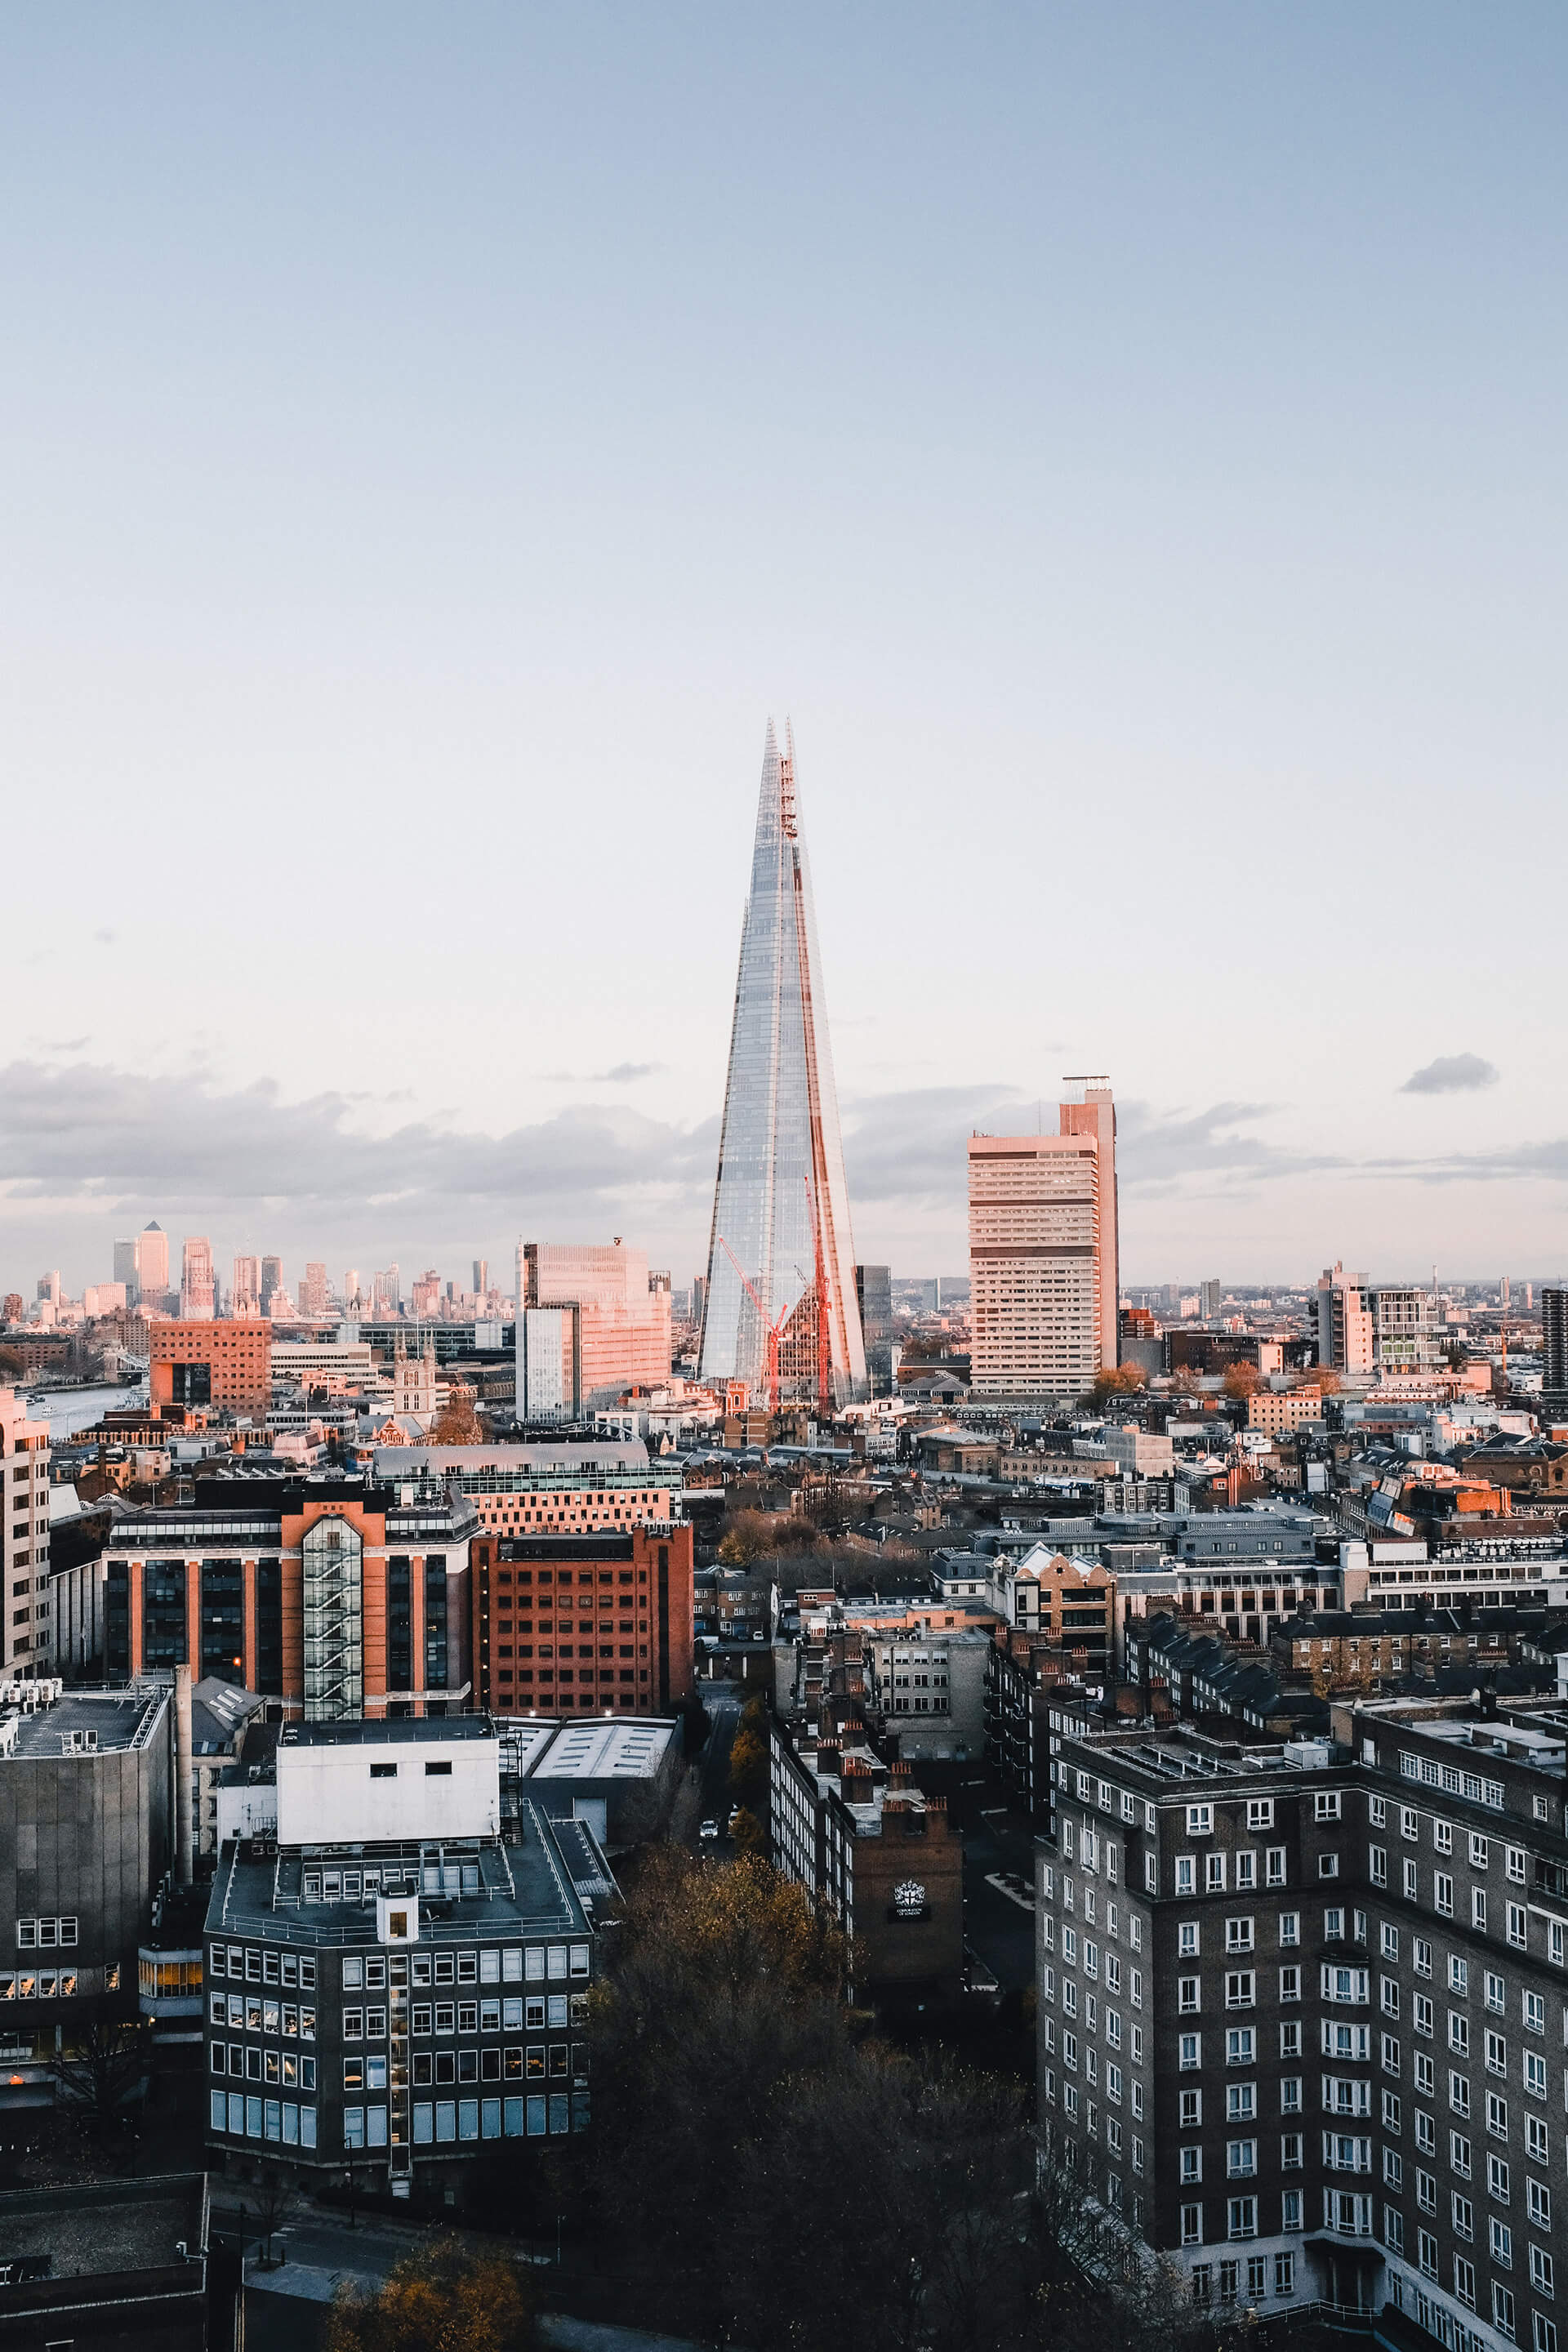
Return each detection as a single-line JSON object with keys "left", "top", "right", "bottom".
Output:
{"left": 698, "top": 720, "right": 866, "bottom": 1409}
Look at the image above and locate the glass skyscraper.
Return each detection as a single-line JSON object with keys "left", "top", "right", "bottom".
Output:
{"left": 698, "top": 720, "right": 867, "bottom": 1409}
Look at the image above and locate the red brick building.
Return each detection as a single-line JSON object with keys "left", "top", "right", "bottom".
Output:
{"left": 469, "top": 1523, "right": 694, "bottom": 1717}
{"left": 149, "top": 1320, "right": 272, "bottom": 1411}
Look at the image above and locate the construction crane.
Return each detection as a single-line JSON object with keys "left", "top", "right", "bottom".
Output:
{"left": 716, "top": 1238, "right": 793, "bottom": 1414}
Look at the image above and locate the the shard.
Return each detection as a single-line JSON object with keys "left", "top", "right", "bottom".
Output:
{"left": 698, "top": 720, "right": 866, "bottom": 1409}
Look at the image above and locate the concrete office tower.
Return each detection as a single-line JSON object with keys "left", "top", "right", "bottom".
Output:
{"left": 36, "top": 1272, "right": 60, "bottom": 1304}
{"left": 135, "top": 1221, "right": 169, "bottom": 1309}
{"left": 1316, "top": 1263, "right": 1374, "bottom": 1374}
{"left": 1544, "top": 1288, "right": 1568, "bottom": 1396}
{"left": 1200, "top": 1276, "right": 1221, "bottom": 1321}
{"left": 343, "top": 1269, "right": 362, "bottom": 1312}
{"left": 232, "top": 1254, "right": 261, "bottom": 1316}
{"left": 969, "top": 1089, "right": 1116, "bottom": 1401}
{"left": 697, "top": 719, "right": 866, "bottom": 1409}
{"left": 180, "top": 1238, "right": 216, "bottom": 1321}
{"left": 1058, "top": 1080, "right": 1120, "bottom": 1371}
{"left": 301, "top": 1262, "right": 329, "bottom": 1317}
{"left": 113, "top": 1236, "right": 138, "bottom": 1301}
{"left": 472, "top": 1258, "right": 488, "bottom": 1297}
{"left": 259, "top": 1256, "right": 283, "bottom": 1315}
{"left": 0, "top": 1388, "right": 50, "bottom": 1673}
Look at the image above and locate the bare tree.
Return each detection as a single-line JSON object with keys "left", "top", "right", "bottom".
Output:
{"left": 49, "top": 2003, "right": 149, "bottom": 2130}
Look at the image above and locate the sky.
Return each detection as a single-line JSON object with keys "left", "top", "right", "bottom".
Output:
{"left": 5, "top": 6, "right": 1568, "bottom": 1298}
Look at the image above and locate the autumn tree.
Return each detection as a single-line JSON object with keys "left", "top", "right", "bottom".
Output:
{"left": 1222, "top": 1363, "right": 1262, "bottom": 1401}
{"left": 1089, "top": 1365, "right": 1146, "bottom": 1404}
{"left": 585, "top": 1848, "right": 847, "bottom": 2338}
{"left": 728, "top": 1806, "right": 764, "bottom": 1855}
{"left": 719, "top": 1508, "right": 822, "bottom": 1566}
{"left": 324, "top": 2237, "right": 535, "bottom": 2352}
{"left": 728, "top": 1725, "right": 767, "bottom": 1801}
{"left": 429, "top": 1396, "right": 483, "bottom": 1446}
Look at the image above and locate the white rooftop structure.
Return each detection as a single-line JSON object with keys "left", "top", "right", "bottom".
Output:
{"left": 525, "top": 1717, "right": 674, "bottom": 1782}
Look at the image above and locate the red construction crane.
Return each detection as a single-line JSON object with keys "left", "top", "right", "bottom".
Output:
{"left": 716, "top": 1237, "right": 792, "bottom": 1414}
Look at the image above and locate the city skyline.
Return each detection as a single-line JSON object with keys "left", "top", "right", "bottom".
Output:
{"left": 7, "top": 12, "right": 1568, "bottom": 1283}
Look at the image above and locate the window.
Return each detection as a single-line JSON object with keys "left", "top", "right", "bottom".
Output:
{"left": 1187, "top": 1803, "right": 1213, "bottom": 1837}
{"left": 1535, "top": 2319, "right": 1559, "bottom": 2352}
{"left": 1451, "top": 2073, "right": 1471, "bottom": 2117}
{"left": 1451, "top": 2130, "right": 1472, "bottom": 2176}
{"left": 1526, "top": 2117, "right": 1550, "bottom": 2165}
{"left": 1282, "top": 2189, "right": 1303, "bottom": 2233}
{"left": 1370, "top": 1846, "right": 1387, "bottom": 1891}
{"left": 1267, "top": 1847, "right": 1286, "bottom": 1886}
{"left": 1319, "top": 1854, "right": 1340, "bottom": 1881}
{"left": 1227, "top": 2140, "right": 1257, "bottom": 2178}
{"left": 1227, "top": 2198, "right": 1257, "bottom": 2239}
{"left": 1281, "top": 2023, "right": 1302, "bottom": 2058}
{"left": 1530, "top": 2182, "right": 1552, "bottom": 2230}
{"left": 1181, "top": 2204, "right": 1203, "bottom": 2247}
{"left": 1525, "top": 1991, "right": 1546, "bottom": 2035}
{"left": 1247, "top": 1799, "right": 1274, "bottom": 1831}
{"left": 1436, "top": 1873, "right": 1454, "bottom": 1917}
{"left": 1181, "top": 2147, "right": 1202, "bottom": 2184}
{"left": 1179, "top": 1976, "right": 1200, "bottom": 2013}
{"left": 1455, "top": 2255, "right": 1477, "bottom": 2311}
{"left": 1453, "top": 2193, "right": 1474, "bottom": 2240}
{"left": 1225, "top": 1918, "right": 1254, "bottom": 1953}
{"left": 1316, "top": 1793, "right": 1342, "bottom": 1822}
{"left": 1280, "top": 1965, "right": 1301, "bottom": 2002}
{"left": 1532, "top": 2248, "right": 1556, "bottom": 2298}
{"left": 1180, "top": 2033, "right": 1200, "bottom": 2069}
{"left": 1225, "top": 1972, "right": 1255, "bottom": 2009}
{"left": 1526, "top": 2052, "right": 1548, "bottom": 2100}
{"left": 1179, "top": 1922, "right": 1200, "bottom": 1957}
{"left": 1495, "top": 2220, "right": 1517, "bottom": 2266}
{"left": 1495, "top": 2286, "right": 1518, "bottom": 2341}
{"left": 1510, "top": 1903, "right": 1529, "bottom": 1949}
{"left": 1281, "top": 1912, "right": 1299, "bottom": 1948}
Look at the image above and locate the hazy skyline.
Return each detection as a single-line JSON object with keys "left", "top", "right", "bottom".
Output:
{"left": 6, "top": 9, "right": 1568, "bottom": 1290}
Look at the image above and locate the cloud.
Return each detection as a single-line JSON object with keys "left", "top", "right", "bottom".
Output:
{"left": 597, "top": 1062, "right": 663, "bottom": 1083}
{"left": 92, "top": 928, "right": 117, "bottom": 944}
{"left": 0, "top": 1057, "right": 717, "bottom": 1249}
{"left": 1401, "top": 1054, "right": 1499, "bottom": 1095}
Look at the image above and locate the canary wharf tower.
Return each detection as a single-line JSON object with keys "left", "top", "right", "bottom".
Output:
{"left": 698, "top": 721, "right": 867, "bottom": 1410}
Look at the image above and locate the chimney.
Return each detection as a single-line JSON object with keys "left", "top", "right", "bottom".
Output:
{"left": 175, "top": 1663, "right": 194, "bottom": 1886}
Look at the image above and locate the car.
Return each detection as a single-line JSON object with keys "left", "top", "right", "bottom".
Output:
{"left": 699, "top": 1819, "right": 719, "bottom": 1840}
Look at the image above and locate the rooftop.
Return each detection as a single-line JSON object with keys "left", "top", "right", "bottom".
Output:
{"left": 278, "top": 1716, "right": 497, "bottom": 1749}
{"left": 207, "top": 1796, "right": 604, "bottom": 1945}
{"left": 0, "top": 1688, "right": 166, "bottom": 1761}
{"left": 523, "top": 1717, "right": 676, "bottom": 1782}
{"left": 0, "top": 2173, "right": 207, "bottom": 2284}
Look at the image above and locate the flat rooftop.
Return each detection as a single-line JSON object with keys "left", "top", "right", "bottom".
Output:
{"left": 278, "top": 1716, "right": 497, "bottom": 1749}
{"left": 0, "top": 2172, "right": 205, "bottom": 2279}
{"left": 1, "top": 1689, "right": 164, "bottom": 1761}
{"left": 526, "top": 1718, "right": 675, "bottom": 1781}
{"left": 375, "top": 1442, "right": 651, "bottom": 1472}
{"left": 208, "top": 1797, "right": 599, "bottom": 1944}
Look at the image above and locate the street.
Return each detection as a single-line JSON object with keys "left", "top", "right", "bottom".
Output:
{"left": 670, "top": 1686, "right": 742, "bottom": 1851}
{"left": 960, "top": 1802, "right": 1040, "bottom": 1993}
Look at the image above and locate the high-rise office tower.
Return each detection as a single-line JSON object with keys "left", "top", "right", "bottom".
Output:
{"left": 233, "top": 1254, "right": 261, "bottom": 1315}
{"left": 1200, "top": 1276, "right": 1222, "bottom": 1321}
{"left": 697, "top": 720, "right": 866, "bottom": 1409}
{"left": 1543, "top": 1288, "right": 1568, "bottom": 1396}
{"left": 344, "top": 1269, "right": 362, "bottom": 1312}
{"left": 968, "top": 1082, "right": 1118, "bottom": 1401}
{"left": 113, "top": 1236, "right": 138, "bottom": 1301}
{"left": 180, "top": 1237, "right": 216, "bottom": 1321}
{"left": 135, "top": 1221, "right": 169, "bottom": 1309}
{"left": 472, "top": 1258, "right": 488, "bottom": 1297}
{"left": 260, "top": 1256, "right": 283, "bottom": 1315}
{"left": 301, "top": 1262, "right": 329, "bottom": 1317}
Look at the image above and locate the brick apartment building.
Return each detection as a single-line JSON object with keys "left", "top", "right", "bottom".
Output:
{"left": 1041, "top": 1696, "right": 1568, "bottom": 2352}
{"left": 149, "top": 1319, "right": 272, "bottom": 1411}
{"left": 467, "top": 1522, "right": 694, "bottom": 1717}
{"left": 770, "top": 1711, "right": 964, "bottom": 2006}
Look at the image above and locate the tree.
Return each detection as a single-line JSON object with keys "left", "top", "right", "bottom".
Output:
{"left": 719, "top": 1508, "right": 821, "bottom": 1566}
{"left": 728, "top": 1726, "right": 767, "bottom": 1801}
{"left": 49, "top": 2003, "right": 149, "bottom": 2129}
{"left": 1222, "top": 1364, "right": 1262, "bottom": 1401}
{"left": 324, "top": 2237, "right": 536, "bottom": 2352}
{"left": 251, "top": 2172, "right": 295, "bottom": 2265}
{"left": 1089, "top": 1365, "right": 1146, "bottom": 1403}
{"left": 1301, "top": 1365, "right": 1340, "bottom": 1395}
{"left": 729, "top": 1806, "right": 764, "bottom": 1855}
{"left": 429, "top": 1397, "right": 483, "bottom": 1446}
{"left": 1, "top": 1294, "right": 23, "bottom": 1326}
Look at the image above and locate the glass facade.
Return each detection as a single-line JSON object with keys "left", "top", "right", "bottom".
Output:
{"left": 143, "top": 1558, "right": 188, "bottom": 1667}
{"left": 200, "top": 1559, "right": 245, "bottom": 1683}
{"left": 256, "top": 1557, "right": 283, "bottom": 1695}
{"left": 698, "top": 720, "right": 866, "bottom": 1405}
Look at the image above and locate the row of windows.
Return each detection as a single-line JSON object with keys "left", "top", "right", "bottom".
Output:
{"left": 209, "top": 1946, "right": 317, "bottom": 1989}
{"left": 210, "top": 1995, "right": 316, "bottom": 2038}
{"left": 211, "top": 2042, "right": 316, "bottom": 2088}
{"left": 15, "top": 1917, "right": 77, "bottom": 1949}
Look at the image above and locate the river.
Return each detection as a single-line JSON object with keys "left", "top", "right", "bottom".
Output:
{"left": 22, "top": 1381, "right": 148, "bottom": 1441}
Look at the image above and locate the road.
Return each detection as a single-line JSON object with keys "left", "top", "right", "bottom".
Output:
{"left": 669, "top": 1688, "right": 742, "bottom": 1851}
{"left": 960, "top": 1802, "right": 1040, "bottom": 1993}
